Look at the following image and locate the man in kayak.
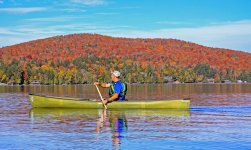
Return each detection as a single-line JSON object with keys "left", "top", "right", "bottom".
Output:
{"left": 94, "top": 71, "right": 127, "bottom": 105}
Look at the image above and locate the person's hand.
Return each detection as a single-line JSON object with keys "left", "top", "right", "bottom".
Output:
{"left": 94, "top": 82, "right": 100, "bottom": 85}
{"left": 102, "top": 99, "right": 108, "bottom": 105}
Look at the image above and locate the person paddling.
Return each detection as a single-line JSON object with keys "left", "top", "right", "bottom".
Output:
{"left": 94, "top": 71, "right": 127, "bottom": 105}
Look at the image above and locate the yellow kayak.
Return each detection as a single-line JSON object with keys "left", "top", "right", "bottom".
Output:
{"left": 29, "top": 94, "right": 190, "bottom": 110}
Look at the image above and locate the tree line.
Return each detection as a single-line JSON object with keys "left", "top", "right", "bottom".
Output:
{"left": 0, "top": 56, "right": 250, "bottom": 85}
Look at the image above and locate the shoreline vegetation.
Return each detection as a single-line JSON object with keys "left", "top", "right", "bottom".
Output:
{"left": 0, "top": 56, "right": 250, "bottom": 86}
{"left": 0, "top": 82, "right": 251, "bottom": 87}
{"left": 0, "top": 82, "right": 250, "bottom": 86}
{"left": 0, "top": 82, "right": 251, "bottom": 86}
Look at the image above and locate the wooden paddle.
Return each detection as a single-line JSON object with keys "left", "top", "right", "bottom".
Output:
{"left": 95, "top": 84, "right": 107, "bottom": 109}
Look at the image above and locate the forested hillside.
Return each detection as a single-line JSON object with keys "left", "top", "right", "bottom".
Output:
{"left": 0, "top": 33, "right": 250, "bottom": 84}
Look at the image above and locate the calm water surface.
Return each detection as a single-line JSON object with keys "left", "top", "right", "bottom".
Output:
{"left": 0, "top": 84, "right": 251, "bottom": 149}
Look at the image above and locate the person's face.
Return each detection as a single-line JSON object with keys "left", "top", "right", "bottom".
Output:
{"left": 111, "top": 74, "right": 117, "bottom": 82}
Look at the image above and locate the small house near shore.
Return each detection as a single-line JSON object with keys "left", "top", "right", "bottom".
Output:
{"left": 30, "top": 80, "right": 41, "bottom": 85}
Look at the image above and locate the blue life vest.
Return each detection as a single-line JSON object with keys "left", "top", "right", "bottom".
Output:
{"left": 109, "top": 80, "right": 127, "bottom": 101}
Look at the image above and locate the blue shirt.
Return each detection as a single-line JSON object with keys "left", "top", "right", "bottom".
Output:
{"left": 110, "top": 80, "right": 126, "bottom": 101}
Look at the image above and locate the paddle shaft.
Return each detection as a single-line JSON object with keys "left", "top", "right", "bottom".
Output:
{"left": 95, "top": 84, "right": 107, "bottom": 109}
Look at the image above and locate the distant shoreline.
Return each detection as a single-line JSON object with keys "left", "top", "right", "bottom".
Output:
{"left": 0, "top": 82, "right": 250, "bottom": 86}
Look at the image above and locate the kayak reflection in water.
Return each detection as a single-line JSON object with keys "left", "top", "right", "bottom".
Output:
{"left": 110, "top": 111, "right": 128, "bottom": 146}
{"left": 96, "top": 109, "right": 128, "bottom": 147}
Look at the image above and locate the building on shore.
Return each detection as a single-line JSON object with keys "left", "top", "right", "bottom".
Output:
{"left": 30, "top": 80, "right": 41, "bottom": 85}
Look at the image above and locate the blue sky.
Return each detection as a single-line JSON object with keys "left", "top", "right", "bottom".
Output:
{"left": 1, "top": 0, "right": 251, "bottom": 52}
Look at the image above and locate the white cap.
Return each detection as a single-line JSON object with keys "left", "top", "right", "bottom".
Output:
{"left": 112, "top": 70, "right": 120, "bottom": 77}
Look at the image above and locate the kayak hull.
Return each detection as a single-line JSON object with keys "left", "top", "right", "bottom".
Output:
{"left": 29, "top": 94, "right": 190, "bottom": 110}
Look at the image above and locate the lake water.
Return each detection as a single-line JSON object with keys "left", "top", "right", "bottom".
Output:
{"left": 0, "top": 84, "right": 251, "bottom": 149}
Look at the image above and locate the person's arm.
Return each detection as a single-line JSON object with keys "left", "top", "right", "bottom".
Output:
{"left": 94, "top": 82, "right": 111, "bottom": 88}
{"left": 102, "top": 93, "right": 119, "bottom": 105}
{"left": 107, "top": 93, "right": 119, "bottom": 102}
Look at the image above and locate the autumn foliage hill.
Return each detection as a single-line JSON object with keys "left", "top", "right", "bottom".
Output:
{"left": 0, "top": 33, "right": 251, "bottom": 84}
{"left": 0, "top": 33, "right": 250, "bottom": 71}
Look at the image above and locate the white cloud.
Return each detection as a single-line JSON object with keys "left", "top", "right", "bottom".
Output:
{"left": 58, "top": 8, "right": 87, "bottom": 13}
{"left": 0, "top": 36, "right": 36, "bottom": 48}
{"left": 1, "top": 20, "right": 251, "bottom": 53}
{"left": 24, "top": 16, "right": 87, "bottom": 22}
{"left": 0, "top": 23, "right": 131, "bottom": 47}
{"left": 109, "top": 20, "right": 251, "bottom": 52}
{"left": 0, "top": 28, "right": 20, "bottom": 35}
{"left": 0, "top": 7, "right": 47, "bottom": 13}
{"left": 70, "top": 0, "right": 105, "bottom": 6}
